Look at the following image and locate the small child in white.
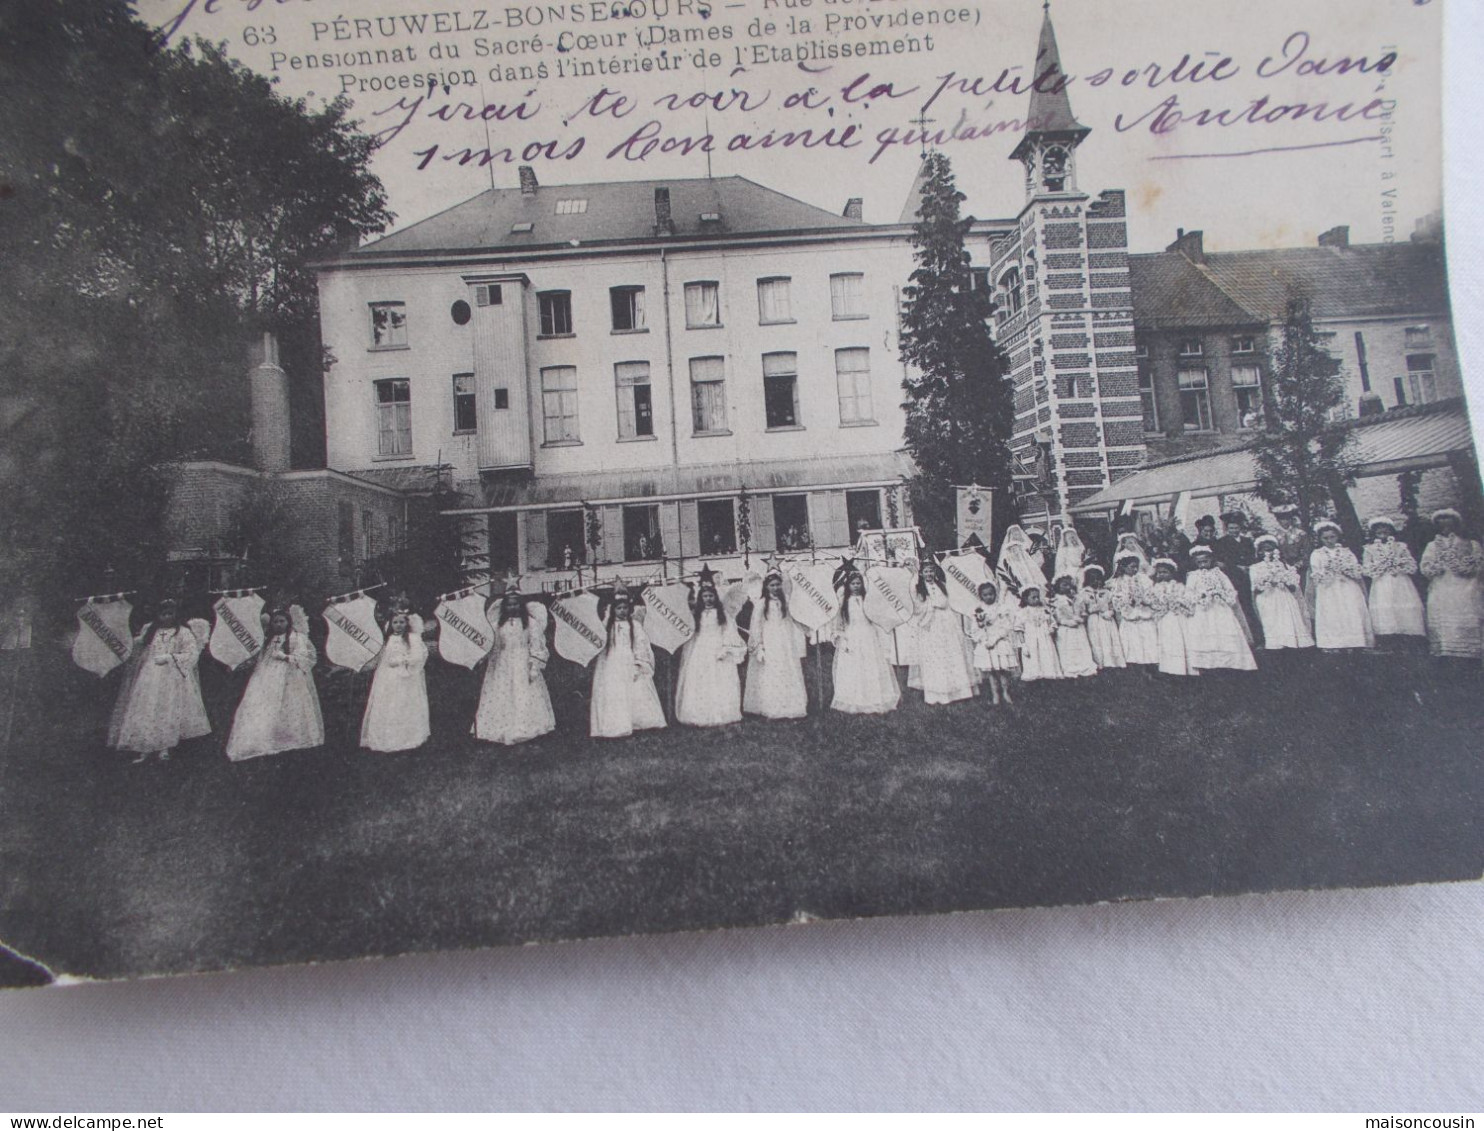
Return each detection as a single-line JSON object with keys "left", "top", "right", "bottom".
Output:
{"left": 1309, "top": 521, "right": 1373, "bottom": 651}
{"left": 1149, "top": 559, "right": 1195, "bottom": 677}
{"left": 968, "top": 580, "right": 1017, "bottom": 705}
{"left": 1183, "top": 544, "right": 1257, "bottom": 672}
{"left": 1049, "top": 574, "right": 1097, "bottom": 678}
{"left": 1250, "top": 535, "right": 1315, "bottom": 650}
{"left": 1076, "top": 565, "right": 1126, "bottom": 671}
{"left": 1361, "top": 516, "right": 1426, "bottom": 642}
{"left": 1108, "top": 552, "right": 1159, "bottom": 667}
{"left": 1014, "top": 586, "right": 1063, "bottom": 683}
{"left": 590, "top": 585, "right": 667, "bottom": 739}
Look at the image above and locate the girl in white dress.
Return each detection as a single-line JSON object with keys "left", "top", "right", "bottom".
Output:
{"left": 997, "top": 525, "right": 1048, "bottom": 594}
{"left": 1183, "top": 545, "right": 1258, "bottom": 672}
{"left": 675, "top": 580, "right": 747, "bottom": 727}
{"left": 226, "top": 606, "right": 324, "bottom": 761}
{"left": 360, "top": 610, "right": 430, "bottom": 752}
{"left": 1149, "top": 559, "right": 1195, "bottom": 677}
{"left": 908, "top": 561, "right": 976, "bottom": 704}
{"left": 473, "top": 591, "right": 556, "bottom": 746}
{"left": 108, "top": 599, "right": 211, "bottom": 762}
{"left": 742, "top": 568, "right": 808, "bottom": 720}
{"left": 1049, "top": 574, "right": 1097, "bottom": 678}
{"left": 1053, "top": 528, "right": 1087, "bottom": 584}
{"left": 968, "top": 581, "right": 1016, "bottom": 705}
{"left": 1419, "top": 508, "right": 1484, "bottom": 659}
{"left": 1251, "top": 536, "right": 1315, "bottom": 650}
{"left": 1076, "top": 565, "right": 1126, "bottom": 670}
{"left": 1109, "top": 552, "right": 1159, "bottom": 666}
{"left": 1309, "top": 521, "right": 1373, "bottom": 651}
{"left": 590, "top": 586, "right": 667, "bottom": 739}
{"left": 828, "top": 569, "right": 901, "bottom": 715}
{"left": 1014, "top": 586, "right": 1063, "bottom": 682}
{"left": 1362, "top": 516, "right": 1426, "bottom": 641}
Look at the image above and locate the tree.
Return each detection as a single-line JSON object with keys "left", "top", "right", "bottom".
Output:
{"left": 1251, "top": 293, "right": 1361, "bottom": 540}
{"left": 897, "top": 152, "right": 1017, "bottom": 550}
{"left": 0, "top": 0, "right": 391, "bottom": 611}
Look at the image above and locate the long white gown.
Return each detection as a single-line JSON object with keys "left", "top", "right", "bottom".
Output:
{"left": 1050, "top": 593, "right": 1097, "bottom": 677}
{"left": 829, "top": 596, "right": 901, "bottom": 714}
{"left": 742, "top": 600, "right": 808, "bottom": 719}
{"left": 1184, "top": 567, "right": 1258, "bottom": 671}
{"left": 473, "top": 616, "right": 556, "bottom": 745}
{"left": 589, "top": 619, "right": 667, "bottom": 738}
{"left": 907, "top": 583, "right": 976, "bottom": 704}
{"left": 1420, "top": 534, "right": 1484, "bottom": 658}
{"left": 108, "top": 623, "right": 211, "bottom": 754}
{"left": 1150, "top": 580, "right": 1194, "bottom": 676}
{"left": 360, "top": 630, "right": 431, "bottom": 752}
{"left": 1310, "top": 546, "right": 1374, "bottom": 650}
{"left": 1014, "top": 604, "right": 1063, "bottom": 681}
{"left": 1363, "top": 539, "right": 1426, "bottom": 637}
{"left": 968, "top": 602, "right": 1018, "bottom": 673}
{"left": 1076, "top": 586, "right": 1127, "bottom": 669}
{"left": 675, "top": 609, "right": 746, "bottom": 726}
{"left": 226, "top": 631, "right": 325, "bottom": 761}
{"left": 1109, "top": 573, "right": 1160, "bottom": 665}
{"left": 1251, "top": 560, "right": 1315, "bottom": 649}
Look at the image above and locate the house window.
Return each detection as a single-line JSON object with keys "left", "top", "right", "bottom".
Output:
{"left": 830, "top": 272, "right": 867, "bottom": 320}
{"left": 684, "top": 281, "right": 721, "bottom": 328}
{"left": 1138, "top": 363, "right": 1160, "bottom": 433}
{"left": 615, "top": 361, "right": 654, "bottom": 439}
{"left": 493, "top": 387, "right": 509, "bottom": 410}
{"left": 1405, "top": 325, "right": 1433, "bottom": 349}
{"left": 1179, "top": 368, "right": 1213, "bottom": 431}
{"left": 846, "top": 490, "right": 882, "bottom": 536}
{"left": 610, "top": 286, "right": 646, "bottom": 332}
{"left": 1178, "top": 339, "right": 1204, "bottom": 358}
{"left": 1406, "top": 354, "right": 1438, "bottom": 405}
{"left": 1232, "top": 365, "right": 1264, "bottom": 428}
{"left": 970, "top": 268, "right": 991, "bottom": 295}
{"left": 757, "top": 277, "right": 793, "bottom": 324}
{"left": 623, "top": 505, "right": 662, "bottom": 562}
{"left": 546, "top": 510, "right": 586, "bottom": 569}
{"left": 762, "top": 351, "right": 800, "bottom": 429}
{"left": 698, "top": 499, "right": 737, "bottom": 555}
{"left": 1134, "top": 341, "right": 1150, "bottom": 360}
{"left": 375, "top": 378, "right": 412, "bottom": 457}
{"left": 452, "top": 373, "right": 477, "bottom": 433}
{"left": 1231, "top": 335, "right": 1256, "bottom": 355}
{"left": 474, "top": 284, "right": 502, "bottom": 307}
{"left": 689, "top": 356, "right": 727, "bottom": 434}
{"left": 999, "top": 267, "right": 1024, "bottom": 321}
{"left": 773, "top": 494, "right": 811, "bottom": 551}
{"left": 538, "top": 291, "right": 573, "bottom": 336}
{"left": 835, "top": 348, "right": 873, "bottom": 424}
{"left": 540, "top": 366, "right": 579, "bottom": 443}
{"left": 370, "top": 302, "right": 407, "bottom": 348}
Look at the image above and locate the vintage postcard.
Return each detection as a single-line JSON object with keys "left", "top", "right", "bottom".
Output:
{"left": 0, "top": 0, "right": 1478, "bottom": 986}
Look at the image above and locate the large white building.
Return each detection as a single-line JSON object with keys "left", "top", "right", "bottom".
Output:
{"left": 316, "top": 171, "right": 1012, "bottom": 587}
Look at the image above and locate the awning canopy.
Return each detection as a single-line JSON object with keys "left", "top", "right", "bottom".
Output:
{"left": 1070, "top": 401, "right": 1476, "bottom": 516}
{"left": 452, "top": 451, "right": 916, "bottom": 514}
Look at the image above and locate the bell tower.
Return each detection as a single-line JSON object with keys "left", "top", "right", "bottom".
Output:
{"left": 1009, "top": 3, "right": 1091, "bottom": 203}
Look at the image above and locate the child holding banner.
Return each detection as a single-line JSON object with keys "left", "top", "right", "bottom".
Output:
{"left": 590, "top": 585, "right": 666, "bottom": 739}
{"left": 742, "top": 568, "right": 808, "bottom": 720}
{"left": 828, "top": 568, "right": 901, "bottom": 715}
{"left": 226, "top": 605, "right": 324, "bottom": 761}
{"left": 908, "top": 561, "right": 976, "bottom": 705}
{"left": 474, "top": 590, "right": 556, "bottom": 746}
{"left": 107, "top": 599, "right": 211, "bottom": 763}
{"left": 675, "top": 579, "right": 747, "bottom": 727}
{"left": 360, "top": 609, "right": 430, "bottom": 753}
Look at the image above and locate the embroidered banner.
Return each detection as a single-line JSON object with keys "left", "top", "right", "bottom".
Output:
{"left": 322, "top": 594, "right": 383, "bottom": 672}
{"left": 956, "top": 486, "right": 993, "bottom": 549}
{"left": 72, "top": 598, "right": 135, "bottom": 676}
{"left": 550, "top": 592, "right": 605, "bottom": 666}
{"left": 863, "top": 567, "right": 915, "bottom": 631}
{"left": 642, "top": 583, "right": 695, "bottom": 654}
{"left": 785, "top": 563, "right": 840, "bottom": 632}
{"left": 209, "top": 593, "right": 265, "bottom": 671}
{"left": 940, "top": 551, "right": 995, "bottom": 617}
{"left": 433, "top": 592, "right": 494, "bottom": 669}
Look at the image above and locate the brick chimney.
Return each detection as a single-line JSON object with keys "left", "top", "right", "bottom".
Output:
{"left": 1318, "top": 225, "right": 1350, "bottom": 248}
{"left": 248, "top": 331, "right": 290, "bottom": 473}
{"left": 518, "top": 165, "right": 538, "bottom": 195}
{"left": 843, "top": 197, "right": 863, "bottom": 221}
{"left": 654, "top": 186, "right": 674, "bottom": 236}
{"left": 1166, "top": 228, "right": 1205, "bottom": 265}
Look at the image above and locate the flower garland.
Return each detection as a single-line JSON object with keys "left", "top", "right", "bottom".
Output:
{"left": 1149, "top": 580, "right": 1194, "bottom": 617}
{"left": 1251, "top": 560, "right": 1300, "bottom": 594}
{"left": 1362, "top": 540, "right": 1418, "bottom": 578}
{"left": 1310, "top": 546, "right": 1363, "bottom": 585}
{"left": 1422, "top": 535, "right": 1484, "bottom": 579}
{"left": 1186, "top": 569, "right": 1236, "bottom": 607}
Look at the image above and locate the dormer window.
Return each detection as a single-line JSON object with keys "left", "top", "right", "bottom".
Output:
{"left": 1232, "top": 335, "right": 1256, "bottom": 355}
{"left": 510, "top": 221, "right": 534, "bottom": 234}
{"left": 1178, "top": 339, "right": 1204, "bottom": 358}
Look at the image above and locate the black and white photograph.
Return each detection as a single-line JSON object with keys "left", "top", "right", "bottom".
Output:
{"left": 0, "top": 0, "right": 1479, "bottom": 992}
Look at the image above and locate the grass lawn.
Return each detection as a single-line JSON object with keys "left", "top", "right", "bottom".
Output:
{"left": 0, "top": 642, "right": 1480, "bottom": 984}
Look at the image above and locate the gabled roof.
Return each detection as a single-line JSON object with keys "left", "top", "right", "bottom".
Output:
{"left": 1010, "top": 8, "right": 1090, "bottom": 162}
{"left": 351, "top": 175, "right": 865, "bottom": 257}
{"left": 1129, "top": 253, "right": 1262, "bottom": 330}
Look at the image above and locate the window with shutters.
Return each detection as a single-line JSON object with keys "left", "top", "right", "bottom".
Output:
{"left": 452, "top": 373, "right": 477, "bottom": 433}
{"left": 540, "top": 366, "right": 580, "bottom": 444}
{"left": 757, "top": 277, "right": 793, "bottom": 324}
{"left": 830, "top": 272, "right": 867, "bottom": 320}
{"left": 698, "top": 499, "right": 736, "bottom": 555}
{"left": 623, "top": 505, "right": 662, "bottom": 562}
{"left": 374, "top": 378, "right": 412, "bottom": 458}
{"left": 369, "top": 302, "right": 408, "bottom": 348}
{"left": 546, "top": 510, "right": 586, "bottom": 569}
{"left": 684, "top": 281, "right": 721, "bottom": 328}
{"left": 615, "top": 362, "right": 654, "bottom": 440}
{"left": 762, "top": 352, "right": 800, "bottom": 430}
{"left": 689, "top": 356, "right": 728, "bottom": 435}
{"left": 835, "top": 348, "right": 873, "bottom": 424}
{"left": 610, "top": 286, "right": 646, "bottom": 332}
{"left": 474, "top": 284, "right": 502, "bottom": 307}
{"left": 773, "top": 495, "right": 811, "bottom": 552}
{"left": 1231, "top": 365, "right": 1264, "bottom": 429}
{"left": 537, "top": 291, "right": 573, "bottom": 337}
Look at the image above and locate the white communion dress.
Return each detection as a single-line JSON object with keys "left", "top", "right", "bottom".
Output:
{"left": 589, "top": 619, "right": 667, "bottom": 738}
{"left": 828, "top": 596, "right": 901, "bottom": 714}
{"left": 473, "top": 613, "right": 557, "bottom": 746}
{"left": 226, "top": 631, "right": 325, "bottom": 761}
{"left": 907, "top": 582, "right": 976, "bottom": 704}
{"left": 108, "top": 622, "right": 211, "bottom": 755}
{"left": 359, "top": 629, "right": 431, "bottom": 752}
{"left": 675, "top": 608, "right": 747, "bottom": 727}
{"left": 742, "top": 600, "right": 808, "bottom": 720}
{"left": 1251, "top": 559, "right": 1315, "bottom": 650}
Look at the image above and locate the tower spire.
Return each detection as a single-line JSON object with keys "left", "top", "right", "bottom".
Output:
{"left": 1010, "top": 2, "right": 1090, "bottom": 198}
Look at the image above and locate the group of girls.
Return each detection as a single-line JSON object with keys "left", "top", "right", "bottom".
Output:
{"left": 104, "top": 509, "right": 1484, "bottom": 763}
